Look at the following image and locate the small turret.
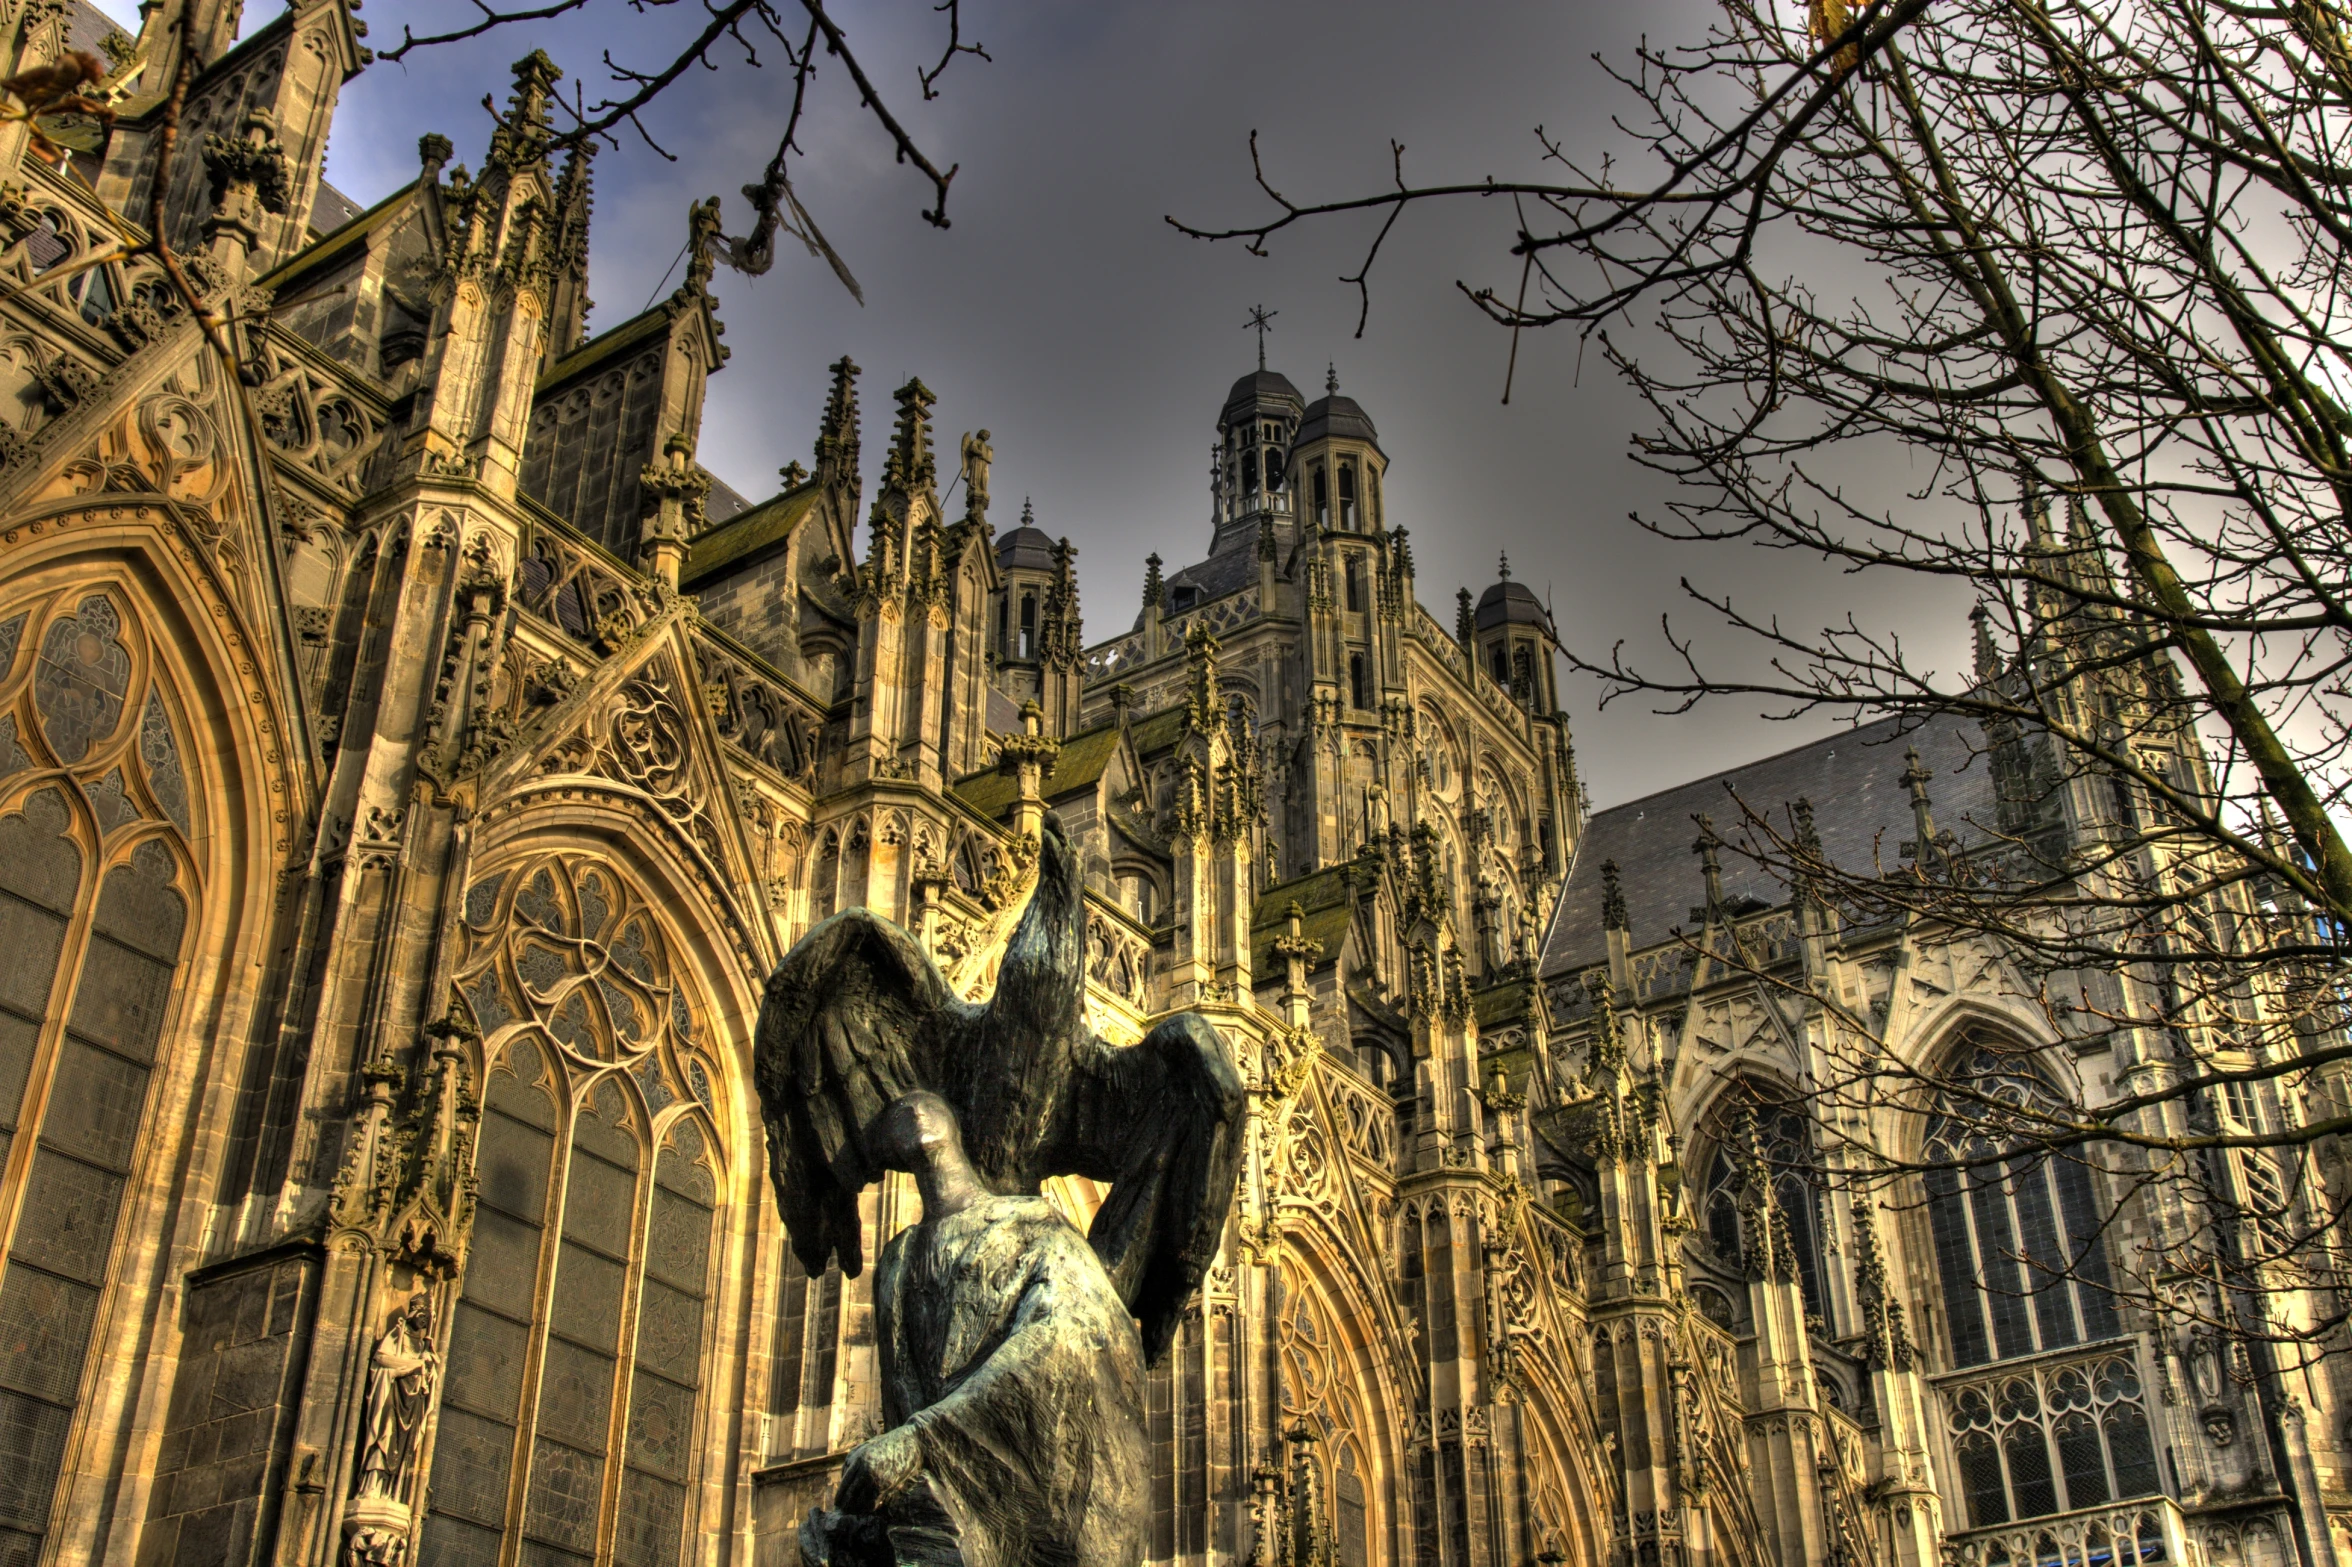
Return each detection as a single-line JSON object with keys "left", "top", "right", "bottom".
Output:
{"left": 1212, "top": 366, "right": 1305, "bottom": 556}
{"left": 1473, "top": 552, "right": 1561, "bottom": 711}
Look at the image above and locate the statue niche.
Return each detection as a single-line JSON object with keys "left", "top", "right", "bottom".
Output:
{"left": 756, "top": 814, "right": 1246, "bottom": 1565}
{"left": 345, "top": 1293, "right": 442, "bottom": 1566}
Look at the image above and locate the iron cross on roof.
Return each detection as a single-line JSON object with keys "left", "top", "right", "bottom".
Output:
{"left": 1244, "top": 304, "right": 1277, "bottom": 370}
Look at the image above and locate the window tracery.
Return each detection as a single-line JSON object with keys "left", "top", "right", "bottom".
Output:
{"left": 427, "top": 854, "right": 723, "bottom": 1567}
{"left": 1942, "top": 1353, "right": 2160, "bottom": 1529}
{"left": 1923, "top": 1042, "right": 2120, "bottom": 1369}
{"left": 0, "top": 587, "right": 197, "bottom": 1561}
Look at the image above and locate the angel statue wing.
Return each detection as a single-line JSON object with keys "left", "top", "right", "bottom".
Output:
{"left": 753, "top": 815, "right": 1245, "bottom": 1363}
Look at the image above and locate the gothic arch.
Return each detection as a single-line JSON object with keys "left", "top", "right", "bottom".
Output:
{"left": 0, "top": 509, "right": 303, "bottom": 1560}
{"left": 424, "top": 819, "right": 767, "bottom": 1567}
{"left": 1277, "top": 1237, "right": 1411, "bottom": 1567}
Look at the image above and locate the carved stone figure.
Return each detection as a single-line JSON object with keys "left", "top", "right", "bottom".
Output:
{"left": 757, "top": 815, "right": 1244, "bottom": 1560}
{"left": 959, "top": 429, "right": 992, "bottom": 516}
{"left": 354, "top": 1294, "right": 439, "bottom": 1502}
{"left": 797, "top": 1092, "right": 1146, "bottom": 1566}
{"left": 756, "top": 813, "right": 1243, "bottom": 1361}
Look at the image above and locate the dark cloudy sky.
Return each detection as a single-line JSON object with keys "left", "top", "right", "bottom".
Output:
{"left": 109, "top": 0, "right": 1977, "bottom": 809}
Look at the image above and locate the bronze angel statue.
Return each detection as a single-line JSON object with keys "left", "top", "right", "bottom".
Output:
{"left": 756, "top": 815, "right": 1245, "bottom": 1566}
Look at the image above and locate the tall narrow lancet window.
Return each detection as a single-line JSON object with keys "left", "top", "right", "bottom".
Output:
{"left": 426, "top": 855, "right": 726, "bottom": 1567}
{"left": 1338, "top": 463, "right": 1357, "bottom": 530}
{"left": 1312, "top": 465, "right": 1328, "bottom": 526}
{"left": 1345, "top": 557, "right": 1365, "bottom": 613}
{"left": 1242, "top": 448, "right": 1259, "bottom": 499}
{"left": 1018, "top": 593, "right": 1036, "bottom": 659}
{"left": 1349, "top": 654, "right": 1370, "bottom": 710}
{"left": 0, "top": 589, "right": 197, "bottom": 1562}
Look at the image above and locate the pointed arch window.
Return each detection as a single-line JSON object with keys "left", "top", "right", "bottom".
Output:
{"left": 427, "top": 856, "right": 725, "bottom": 1567}
{"left": 1923, "top": 1041, "right": 2121, "bottom": 1370}
{"left": 1338, "top": 463, "right": 1357, "bottom": 530}
{"left": 0, "top": 589, "right": 198, "bottom": 1560}
{"left": 1312, "top": 465, "right": 1328, "bottom": 526}
{"left": 1348, "top": 654, "right": 1369, "bottom": 710}
{"left": 1344, "top": 557, "right": 1365, "bottom": 613}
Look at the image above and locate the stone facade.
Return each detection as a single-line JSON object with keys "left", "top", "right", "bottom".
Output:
{"left": 0, "top": 2, "right": 2344, "bottom": 1565}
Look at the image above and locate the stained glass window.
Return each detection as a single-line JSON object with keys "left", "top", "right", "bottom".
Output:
{"left": 0, "top": 589, "right": 197, "bottom": 1562}
{"left": 424, "top": 856, "right": 720, "bottom": 1567}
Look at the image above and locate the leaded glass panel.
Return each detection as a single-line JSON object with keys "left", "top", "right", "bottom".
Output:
{"left": 0, "top": 590, "right": 200, "bottom": 1559}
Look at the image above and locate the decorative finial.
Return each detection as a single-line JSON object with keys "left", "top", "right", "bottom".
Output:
{"left": 1245, "top": 304, "right": 1277, "bottom": 371}
{"left": 1022, "top": 496, "right": 1034, "bottom": 526}
{"left": 1498, "top": 551, "right": 1511, "bottom": 580}
{"left": 1326, "top": 362, "right": 1339, "bottom": 396}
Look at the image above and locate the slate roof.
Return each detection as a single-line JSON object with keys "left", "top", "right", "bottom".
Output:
{"left": 1162, "top": 550, "right": 1256, "bottom": 613}
{"left": 1298, "top": 392, "right": 1379, "bottom": 448}
{"left": 1251, "top": 864, "right": 1355, "bottom": 975}
{"left": 705, "top": 474, "right": 752, "bottom": 526}
{"left": 998, "top": 526, "right": 1056, "bottom": 572}
{"left": 954, "top": 721, "right": 1126, "bottom": 821}
{"left": 1539, "top": 710, "right": 2001, "bottom": 976}
{"left": 309, "top": 181, "right": 364, "bottom": 237}
{"left": 1476, "top": 578, "right": 1553, "bottom": 634}
{"left": 681, "top": 480, "right": 819, "bottom": 586}
{"left": 64, "top": 0, "right": 125, "bottom": 58}
{"left": 1223, "top": 369, "right": 1305, "bottom": 421}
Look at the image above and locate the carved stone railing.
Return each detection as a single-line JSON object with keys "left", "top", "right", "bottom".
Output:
{"left": 1315, "top": 1056, "right": 1399, "bottom": 1171}
{"left": 1935, "top": 1342, "right": 2168, "bottom": 1552}
{"left": 513, "top": 505, "right": 647, "bottom": 651}
{"left": 691, "top": 624, "right": 826, "bottom": 785}
{"left": 1082, "top": 632, "right": 1146, "bottom": 680}
{"left": 1082, "top": 889, "right": 1152, "bottom": 1010}
{"left": 1939, "top": 1498, "right": 2184, "bottom": 1567}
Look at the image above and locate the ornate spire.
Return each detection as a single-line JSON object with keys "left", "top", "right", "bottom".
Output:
{"left": 1143, "top": 552, "right": 1166, "bottom": 612}
{"left": 489, "top": 51, "right": 560, "bottom": 174}
{"left": 1325, "top": 362, "right": 1339, "bottom": 396}
{"left": 1456, "top": 586, "right": 1475, "bottom": 649}
{"left": 816, "top": 356, "right": 860, "bottom": 491}
{"left": 1391, "top": 527, "right": 1414, "bottom": 579}
{"left": 1600, "top": 858, "right": 1627, "bottom": 931}
{"left": 1693, "top": 813, "right": 1725, "bottom": 913}
{"left": 1901, "top": 746, "right": 1939, "bottom": 859}
{"left": 1182, "top": 619, "right": 1222, "bottom": 736}
{"left": 1498, "top": 550, "right": 1512, "bottom": 580}
{"left": 1853, "top": 1194, "right": 1917, "bottom": 1369}
{"left": 2021, "top": 468, "right": 2055, "bottom": 548}
{"left": 887, "top": 377, "right": 937, "bottom": 492}
{"left": 1041, "top": 536, "right": 1083, "bottom": 668}
{"left": 541, "top": 139, "right": 595, "bottom": 366}
{"left": 1972, "top": 602, "right": 2003, "bottom": 685}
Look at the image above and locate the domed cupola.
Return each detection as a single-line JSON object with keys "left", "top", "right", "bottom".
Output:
{"left": 994, "top": 500, "right": 1059, "bottom": 662}
{"left": 1472, "top": 553, "right": 1560, "bottom": 711}
{"left": 1211, "top": 362, "right": 1306, "bottom": 555}
{"left": 1289, "top": 365, "right": 1387, "bottom": 534}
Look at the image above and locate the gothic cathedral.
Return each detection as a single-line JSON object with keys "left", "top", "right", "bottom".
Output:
{"left": 0, "top": 4, "right": 2342, "bottom": 1567}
